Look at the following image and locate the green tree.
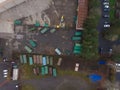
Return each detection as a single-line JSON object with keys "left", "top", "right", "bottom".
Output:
{"left": 103, "top": 20, "right": 120, "bottom": 41}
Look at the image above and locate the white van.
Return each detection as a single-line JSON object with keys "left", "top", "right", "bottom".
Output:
{"left": 75, "top": 63, "right": 79, "bottom": 71}
{"left": 55, "top": 48, "right": 62, "bottom": 55}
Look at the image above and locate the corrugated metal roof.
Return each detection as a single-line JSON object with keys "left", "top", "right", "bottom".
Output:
{"left": 76, "top": 0, "right": 88, "bottom": 30}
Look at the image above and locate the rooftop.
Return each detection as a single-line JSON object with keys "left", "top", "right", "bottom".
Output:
{"left": 76, "top": 0, "right": 88, "bottom": 30}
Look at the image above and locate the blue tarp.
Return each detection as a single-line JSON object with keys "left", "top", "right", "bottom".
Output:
{"left": 89, "top": 74, "right": 102, "bottom": 82}
{"left": 98, "top": 60, "right": 106, "bottom": 65}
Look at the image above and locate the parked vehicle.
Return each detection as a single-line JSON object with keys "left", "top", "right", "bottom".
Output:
{"left": 109, "top": 48, "right": 112, "bottom": 54}
{"left": 35, "top": 21, "right": 40, "bottom": 27}
{"left": 72, "top": 36, "right": 81, "bottom": 41}
{"left": 103, "top": 0, "right": 109, "bottom": 1}
{"left": 103, "top": 8, "right": 110, "bottom": 12}
{"left": 75, "top": 63, "right": 79, "bottom": 71}
{"left": 104, "top": 21, "right": 110, "bottom": 28}
{"left": 98, "top": 47, "right": 103, "bottom": 54}
{"left": 14, "top": 20, "right": 22, "bottom": 25}
{"left": 104, "top": 24, "right": 110, "bottom": 28}
{"left": 12, "top": 65, "right": 19, "bottom": 80}
{"left": 115, "top": 63, "right": 120, "bottom": 72}
{"left": 40, "top": 27, "right": 49, "bottom": 34}
{"left": 3, "top": 70, "right": 8, "bottom": 73}
{"left": 50, "top": 28, "right": 56, "bottom": 33}
{"left": 104, "top": 5, "right": 109, "bottom": 9}
{"left": 3, "top": 74, "right": 7, "bottom": 78}
{"left": 57, "top": 58, "right": 62, "bottom": 66}
{"left": 29, "top": 40, "right": 37, "bottom": 47}
{"left": 99, "top": 47, "right": 112, "bottom": 57}
{"left": 3, "top": 69, "right": 8, "bottom": 78}
{"left": 55, "top": 48, "right": 62, "bottom": 55}
{"left": 15, "top": 84, "right": 20, "bottom": 90}
{"left": 103, "top": 2, "right": 109, "bottom": 5}
{"left": 75, "top": 31, "right": 82, "bottom": 36}
{"left": 24, "top": 46, "right": 32, "bottom": 53}
{"left": 29, "top": 27, "right": 36, "bottom": 31}
{"left": 3, "top": 57, "right": 8, "bottom": 62}
{"left": 103, "top": 14, "right": 110, "bottom": 18}
{"left": 73, "top": 43, "right": 82, "bottom": 54}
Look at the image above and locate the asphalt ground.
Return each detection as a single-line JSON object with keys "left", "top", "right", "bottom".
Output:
{"left": 0, "top": 62, "right": 18, "bottom": 90}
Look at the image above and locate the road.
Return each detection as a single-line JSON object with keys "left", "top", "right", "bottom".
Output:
{"left": 98, "top": 0, "right": 120, "bottom": 83}
{"left": 0, "top": 62, "right": 19, "bottom": 90}
{"left": 97, "top": 0, "right": 113, "bottom": 53}
{"left": 98, "top": 0, "right": 120, "bottom": 52}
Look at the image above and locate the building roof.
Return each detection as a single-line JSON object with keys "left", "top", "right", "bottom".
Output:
{"left": 0, "top": 0, "right": 26, "bottom": 13}
{"left": 76, "top": 0, "right": 88, "bottom": 30}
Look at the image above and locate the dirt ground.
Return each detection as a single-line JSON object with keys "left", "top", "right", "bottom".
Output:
{"left": 11, "top": 0, "right": 78, "bottom": 55}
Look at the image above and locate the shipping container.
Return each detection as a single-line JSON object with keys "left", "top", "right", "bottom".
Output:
{"left": 24, "top": 46, "right": 32, "bottom": 53}
{"left": 39, "top": 55, "right": 42, "bottom": 64}
{"left": 46, "top": 56, "right": 49, "bottom": 65}
{"left": 36, "top": 55, "right": 40, "bottom": 64}
{"left": 57, "top": 58, "right": 62, "bottom": 66}
{"left": 50, "top": 28, "right": 56, "bottom": 33}
{"left": 29, "top": 57, "right": 33, "bottom": 65}
{"left": 40, "top": 27, "right": 49, "bottom": 34}
{"left": 42, "top": 56, "right": 47, "bottom": 65}
{"left": 44, "top": 66, "right": 48, "bottom": 74}
{"left": 29, "top": 27, "right": 36, "bottom": 31}
{"left": 33, "top": 55, "right": 37, "bottom": 64}
{"left": 29, "top": 40, "right": 37, "bottom": 47}
{"left": 53, "top": 68, "right": 57, "bottom": 77}
{"left": 20, "top": 55, "right": 23, "bottom": 64}
{"left": 12, "top": 65, "right": 19, "bottom": 81}
{"left": 49, "top": 57, "right": 53, "bottom": 65}
{"left": 41, "top": 66, "right": 45, "bottom": 75}
{"left": 72, "top": 36, "right": 81, "bottom": 41}
{"left": 75, "top": 31, "right": 82, "bottom": 36}
{"left": 49, "top": 67, "right": 53, "bottom": 75}
{"left": 23, "top": 55, "right": 27, "bottom": 64}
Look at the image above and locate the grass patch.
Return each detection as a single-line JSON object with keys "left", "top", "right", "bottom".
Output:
{"left": 109, "top": 0, "right": 116, "bottom": 21}
{"left": 21, "top": 84, "right": 36, "bottom": 90}
{"left": 58, "top": 70, "right": 90, "bottom": 82}
{"left": 20, "top": 64, "right": 53, "bottom": 80}
{"left": 110, "top": 0, "right": 116, "bottom": 7}
{"left": 20, "top": 64, "right": 34, "bottom": 80}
